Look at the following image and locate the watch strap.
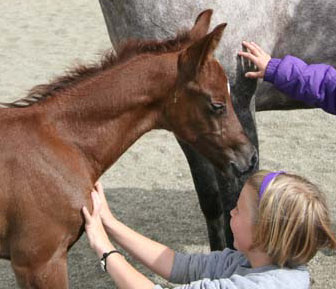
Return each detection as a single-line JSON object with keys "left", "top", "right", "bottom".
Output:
{"left": 100, "top": 250, "right": 123, "bottom": 272}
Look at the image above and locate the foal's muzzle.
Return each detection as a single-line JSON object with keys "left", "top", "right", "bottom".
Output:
{"left": 230, "top": 148, "right": 258, "bottom": 177}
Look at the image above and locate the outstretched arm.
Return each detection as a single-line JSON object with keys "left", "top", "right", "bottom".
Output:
{"left": 239, "top": 41, "right": 336, "bottom": 115}
{"left": 94, "top": 185, "right": 245, "bottom": 285}
{"left": 82, "top": 189, "right": 156, "bottom": 289}
{"left": 88, "top": 183, "right": 175, "bottom": 280}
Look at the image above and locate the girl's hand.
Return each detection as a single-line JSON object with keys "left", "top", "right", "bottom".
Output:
{"left": 94, "top": 181, "right": 117, "bottom": 225}
{"left": 82, "top": 190, "right": 114, "bottom": 258}
{"left": 84, "top": 188, "right": 156, "bottom": 289}
{"left": 238, "top": 41, "right": 271, "bottom": 79}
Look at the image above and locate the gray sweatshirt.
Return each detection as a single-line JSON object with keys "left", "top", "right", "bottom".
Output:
{"left": 154, "top": 249, "right": 310, "bottom": 289}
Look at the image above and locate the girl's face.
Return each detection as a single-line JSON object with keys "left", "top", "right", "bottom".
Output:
{"left": 230, "top": 183, "right": 256, "bottom": 253}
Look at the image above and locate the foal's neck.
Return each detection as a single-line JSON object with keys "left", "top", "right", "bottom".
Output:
{"left": 41, "top": 53, "right": 177, "bottom": 178}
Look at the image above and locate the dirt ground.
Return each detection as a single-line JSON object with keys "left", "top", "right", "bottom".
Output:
{"left": 0, "top": 1, "right": 335, "bottom": 288}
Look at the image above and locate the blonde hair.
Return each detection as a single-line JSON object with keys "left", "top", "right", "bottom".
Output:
{"left": 247, "top": 170, "right": 336, "bottom": 268}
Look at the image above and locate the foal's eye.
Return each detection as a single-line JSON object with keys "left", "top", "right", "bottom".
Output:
{"left": 210, "top": 102, "right": 226, "bottom": 115}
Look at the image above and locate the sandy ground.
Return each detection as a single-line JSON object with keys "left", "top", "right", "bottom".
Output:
{"left": 0, "top": 1, "right": 335, "bottom": 288}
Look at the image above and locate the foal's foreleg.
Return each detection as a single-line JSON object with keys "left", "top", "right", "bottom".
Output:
{"left": 12, "top": 254, "right": 69, "bottom": 289}
{"left": 10, "top": 231, "right": 71, "bottom": 289}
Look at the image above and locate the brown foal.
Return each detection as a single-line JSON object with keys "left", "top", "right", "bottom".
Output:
{"left": 0, "top": 10, "right": 255, "bottom": 288}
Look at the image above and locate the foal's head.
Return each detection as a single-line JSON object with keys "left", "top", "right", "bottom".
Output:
{"left": 164, "top": 13, "right": 257, "bottom": 176}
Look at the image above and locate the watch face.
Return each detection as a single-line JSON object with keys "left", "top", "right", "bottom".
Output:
{"left": 100, "top": 260, "right": 106, "bottom": 272}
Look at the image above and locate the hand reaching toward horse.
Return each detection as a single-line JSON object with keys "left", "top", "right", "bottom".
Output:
{"left": 83, "top": 187, "right": 156, "bottom": 289}
{"left": 93, "top": 181, "right": 118, "bottom": 225}
{"left": 238, "top": 41, "right": 271, "bottom": 79}
{"left": 82, "top": 189, "right": 114, "bottom": 258}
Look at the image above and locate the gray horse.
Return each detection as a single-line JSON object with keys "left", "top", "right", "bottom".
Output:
{"left": 99, "top": 0, "right": 336, "bottom": 250}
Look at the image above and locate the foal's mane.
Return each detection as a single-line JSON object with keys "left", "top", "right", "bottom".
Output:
{"left": 1, "top": 31, "right": 191, "bottom": 108}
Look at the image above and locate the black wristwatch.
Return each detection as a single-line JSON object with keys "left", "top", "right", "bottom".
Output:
{"left": 100, "top": 250, "right": 123, "bottom": 272}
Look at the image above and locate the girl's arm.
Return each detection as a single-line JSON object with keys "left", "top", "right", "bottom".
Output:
{"left": 103, "top": 217, "right": 175, "bottom": 280}
{"left": 239, "top": 41, "right": 336, "bottom": 115}
{"left": 84, "top": 184, "right": 276, "bottom": 289}
{"left": 265, "top": 55, "right": 336, "bottom": 114}
{"left": 82, "top": 190, "right": 155, "bottom": 289}
{"left": 94, "top": 182, "right": 237, "bottom": 284}
{"left": 93, "top": 182, "right": 175, "bottom": 280}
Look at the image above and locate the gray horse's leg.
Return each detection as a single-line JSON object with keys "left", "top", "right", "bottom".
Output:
{"left": 177, "top": 140, "right": 229, "bottom": 250}
{"left": 177, "top": 139, "right": 251, "bottom": 250}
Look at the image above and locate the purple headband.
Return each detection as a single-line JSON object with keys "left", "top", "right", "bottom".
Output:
{"left": 259, "top": 171, "right": 285, "bottom": 200}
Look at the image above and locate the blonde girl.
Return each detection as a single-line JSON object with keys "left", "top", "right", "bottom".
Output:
{"left": 82, "top": 171, "right": 336, "bottom": 289}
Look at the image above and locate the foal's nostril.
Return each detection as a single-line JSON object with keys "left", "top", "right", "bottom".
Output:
{"left": 229, "top": 147, "right": 258, "bottom": 177}
{"left": 230, "top": 149, "right": 258, "bottom": 177}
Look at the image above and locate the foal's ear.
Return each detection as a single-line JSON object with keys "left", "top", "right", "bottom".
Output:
{"left": 178, "top": 23, "right": 227, "bottom": 81}
{"left": 189, "top": 9, "right": 213, "bottom": 41}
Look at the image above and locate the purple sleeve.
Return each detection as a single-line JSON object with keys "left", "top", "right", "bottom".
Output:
{"left": 264, "top": 55, "right": 336, "bottom": 115}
